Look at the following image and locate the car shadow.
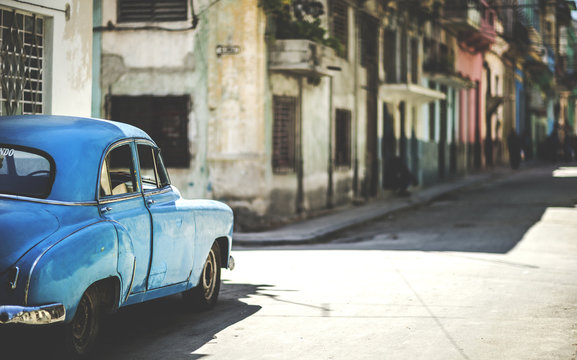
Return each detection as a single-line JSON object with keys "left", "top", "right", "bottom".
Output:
{"left": 0, "top": 282, "right": 263, "bottom": 360}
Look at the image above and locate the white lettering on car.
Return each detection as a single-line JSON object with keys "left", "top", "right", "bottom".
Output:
{"left": 0, "top": 148, "right": 15, "bottom": 156}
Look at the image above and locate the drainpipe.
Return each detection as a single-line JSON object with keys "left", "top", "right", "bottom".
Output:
{"left": 91, "top": 0, "right": 102, "bottom": 117}
{"left": 352, "top": 7, "right": 360, "bottom": 198}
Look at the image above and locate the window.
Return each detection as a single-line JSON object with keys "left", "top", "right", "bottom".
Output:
{"left": 0, "top": 146, "right": 52, "bottom": 198}
{"left": 335, "top": 109, "right": 351, "bottom": 168}
{"left": 410, "top": 37, "right": 419, "bottom": 84}
{"left": 272, "top": 96, "right": 297, "bottom": 173}
{"left": 0, "top": 8, "right": 44, "bottom": 116}
{"left": 400, "top": 28, "right": 408, "bottom": 83}
{"left": 100, "top": 144, "right": 137, "bottom": 197}
{"left": 330, "top": 0, "right": 348, "bottom": 58}
{"left": 110, "top": 96, "right": 190, "bottom": 168}
{"left": 117, "top": 0, "right": 188, "bottom": 22}
{"left": 137, "top": 143, "right": 170, "bottom": 191}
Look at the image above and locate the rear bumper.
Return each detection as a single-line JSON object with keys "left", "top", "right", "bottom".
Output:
{"left": 0, "top": 304, "right": 66, "bottom": 325}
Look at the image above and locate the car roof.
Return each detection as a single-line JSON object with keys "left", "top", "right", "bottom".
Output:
{"left": 0, "top": 115, "right": 154, "bottom": 202}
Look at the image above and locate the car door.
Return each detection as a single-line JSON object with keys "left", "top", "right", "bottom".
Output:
{"left": 136, "top": 141, "right": 195, "bottom": 290}
{"left": 99, "top": 141, "right": 152, "bottom": 296}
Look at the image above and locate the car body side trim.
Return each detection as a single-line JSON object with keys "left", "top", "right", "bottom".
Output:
{"left": 0, "top": 194, "right": 97, "bottom": 206}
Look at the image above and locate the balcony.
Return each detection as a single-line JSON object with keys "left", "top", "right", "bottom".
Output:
{"left": 423, "top": 58, "right": 474, "bottom": 89}
{"left": 269, "top": 39, "right": 337, "bottom": 77}
{"left": 379, "top": 83, "right": 446, "bottom": 105}
{"left": 443, "top": 0, "right": 495, "bottom": 53}
{"left": 443, "top": 0, "right": 481, "bottom": 33}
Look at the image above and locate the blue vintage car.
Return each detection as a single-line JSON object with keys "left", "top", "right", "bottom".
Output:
{"left": 0, "top": 115, "right": 234, "bottom": 357}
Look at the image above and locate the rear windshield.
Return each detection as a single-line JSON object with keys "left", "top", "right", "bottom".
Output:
{"left": 0, "top": 146, "right": 54, "bottom": 198}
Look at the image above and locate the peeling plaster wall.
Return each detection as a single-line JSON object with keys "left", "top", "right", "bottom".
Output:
{"left": 99, "top": 0, "right": 204, "bottom": 198}
{"left": 204, "top": 0, "right": 268, "bottom": 204}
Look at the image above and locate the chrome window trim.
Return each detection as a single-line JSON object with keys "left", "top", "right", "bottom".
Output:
{"left": 97, "top": 139, "right": 141, "bottom": 200}
{"left": 143, "top": 186, "right": 172, "bottom": 196}
{"left": 99, "top": 192, "right": 143, "bottom": 205}
{"left": 0, "top": 194, "right": 97, "bottom": 206}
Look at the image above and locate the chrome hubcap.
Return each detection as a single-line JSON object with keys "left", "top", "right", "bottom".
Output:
{"left": 202, "top": 249, "right": 217, "bottom": 299}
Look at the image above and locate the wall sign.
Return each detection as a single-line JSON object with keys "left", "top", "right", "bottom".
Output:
{"left": 216, "top": 45, "right": 241, "bottom": 57}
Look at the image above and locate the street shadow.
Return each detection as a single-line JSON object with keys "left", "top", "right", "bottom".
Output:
{"left": 0, "top": 282, "right": 264, "bottom": 360}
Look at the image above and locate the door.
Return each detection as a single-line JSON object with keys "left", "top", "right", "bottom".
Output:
{"left": 439, "top": 85, "right": 448, "bottom": 179}
{"left": 382, "top": 102, "right": 396, "bottom": 189}
{"left": 363, "top": 14, "right": 379, "bottom": 197}
{"left": 136, "top": 142, "right": 195, "bottom": 290}
{"left": 99, "top": 141, "right": 151, "bottom": 295}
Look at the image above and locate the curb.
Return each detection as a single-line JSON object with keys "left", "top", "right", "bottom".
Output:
{"left": 233, "top": 165, "right": 533, "bottom": 246}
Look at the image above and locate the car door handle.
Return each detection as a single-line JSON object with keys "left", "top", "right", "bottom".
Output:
{"left": 100, "top": 206, "right": 112, "bottom": 214}
{"left": 146, "top": 199, "right": 155, "bottom": 207}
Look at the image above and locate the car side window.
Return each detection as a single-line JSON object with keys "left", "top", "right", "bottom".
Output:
{"left": 155, "top": 148, "right": 171, "bottom": 188}
{"left": 137, "top": 144, "right": 159, "bottom": 191}
{"left": 100, "top": 144, "right": 137, "bottom": 197}
{"left": 137, "top": 143, "right": 170, "bottom": 191}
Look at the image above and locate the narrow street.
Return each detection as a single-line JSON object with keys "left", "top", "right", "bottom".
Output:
{"left": 7, "top": 165, "right": 577, "bottom": 359}
{"left": 94, "top": 165, "right": 577, "bottom": 360}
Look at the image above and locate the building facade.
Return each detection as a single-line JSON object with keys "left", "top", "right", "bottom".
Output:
{"left": 3, "top": 0, "right": 576, "bottom": 230}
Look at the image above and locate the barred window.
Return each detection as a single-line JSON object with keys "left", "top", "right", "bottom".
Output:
{"left": 110, "top": 96, "right": 191, "bottom": 168}
{"left": 0, "top": 8, "right": 44, "bottom": 116}
{"left": 117, "top": 0, "right": 188, "bottom": 23}
{"left": 272, "top": 96, "right": 297, "bottom": 173}
{"left": 335, "top": 109, "right": 351, "bottom": 168}
{"left": 330, "top": 0, "right": 348, "bottom": 58}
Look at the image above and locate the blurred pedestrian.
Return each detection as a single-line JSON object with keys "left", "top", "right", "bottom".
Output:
{"left": 507, "top": 130, "right": 521, "bottom": 169}
{"left": 387, "top": 156, "right": 418, "bottom": 196}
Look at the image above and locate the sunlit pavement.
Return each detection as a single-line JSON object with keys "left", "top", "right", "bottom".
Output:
{"left": 196, "top": 165, "right": 577, "bottom": 360}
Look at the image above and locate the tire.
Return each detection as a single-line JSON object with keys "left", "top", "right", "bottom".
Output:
{"left": 63, "top": 285, "right": 102, "bottom": 358}
{"left": 184, "top": 241, "right": 222, "bottom": 310}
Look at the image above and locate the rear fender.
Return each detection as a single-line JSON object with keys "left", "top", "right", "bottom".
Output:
{"left": 26, "top": 221, "right": 120, "bottom": 322}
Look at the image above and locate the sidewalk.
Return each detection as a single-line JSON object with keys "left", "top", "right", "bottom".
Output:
{"left": 234, "top": 166, "right": 520, "bottom": 246}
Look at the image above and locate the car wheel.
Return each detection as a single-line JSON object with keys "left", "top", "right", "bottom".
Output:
{"left": 184, "top": 241, "right": 222, "bottom": 310}
{"left": 64, "top": 285, "right": 101, "bottom": 358}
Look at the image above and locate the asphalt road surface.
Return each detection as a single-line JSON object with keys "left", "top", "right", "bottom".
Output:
{"left": 5, "top": 164, "right": 577, "bottom": 359}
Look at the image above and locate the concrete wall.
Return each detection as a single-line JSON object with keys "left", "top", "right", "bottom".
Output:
{"left": 98, "top": 0, "right": 268, "bottom": 211}
{"left": 3, "top": 0, "right": 93, "bottom": 116}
